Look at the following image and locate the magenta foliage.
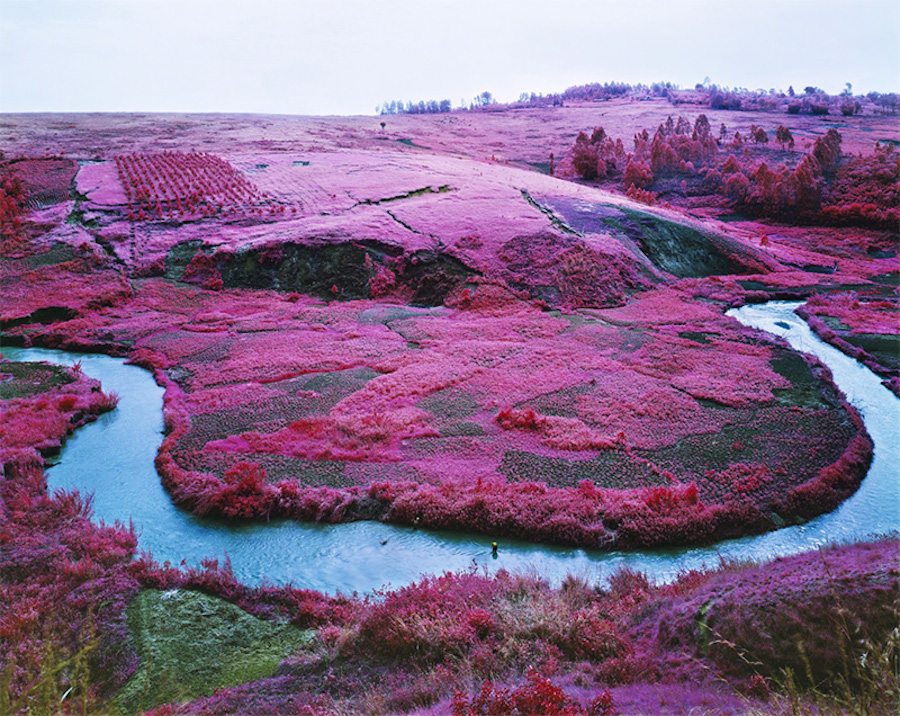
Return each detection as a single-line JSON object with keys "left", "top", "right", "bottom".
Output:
{"left": 638, "top": 538, "right": 900, "bottom": 688}
{"left": 452, "top": 671, "right": 615, "bottom": 716}
{"left": 566, "top": 116, "right": 897, "bottom": 229}
{"left": 350, "top": 568, "right": 631, "bottom": 675}
{"left": 0, "top": 472, "right": 141, "bottom": 701}
{"left": 114, "top": 151, "right": 267, "bottom": 222}
{"left": 356, "top": 570, "right": 503, "bottom": 663}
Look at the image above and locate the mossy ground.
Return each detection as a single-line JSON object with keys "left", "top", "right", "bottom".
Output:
{"left": 0, "top": 361, "right": 74, "bottom": 399}
{"left": 115, "top": 589, "right": 311, "bottom": 715}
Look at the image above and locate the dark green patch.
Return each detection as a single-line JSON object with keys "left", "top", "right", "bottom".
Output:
{"left": 523, "top": 384, "right": 594, "bottom": 420}
{"left": 697, "top": 600, "right": 714, "bottom": 657}
{"left": 868, "top": 272, "right": 900, "bottom": 287}
{"left": 524, "top": 161, "right": 553, "bottom": 175}
{"left": 538, "top": 198, "right": 759, "bottom": 278}
{"left": 769, "top": 350, "right": 832, "bottom": 409}
{"left": 395, "top": 138, "right": 429, "bottom": 148}
{"left": 66, "top": 207, "right": 100, "bottom": 229}
{"left": 236, "top": 454, "right": 349, "bottom": 487}
{"left": 231, "top": 241, "right": 373, "bottom": 299}
{"left": 2, "top": 305, "right": 80, "bottom": 329}
{"left": 292, "top": 367, "right": 380, "bottom": 397}
{"left": 344, "top": 461, "right": 428, "bottom": 486}
{"left": 20, "top": 243, "right": 77, "bottom": 268}
{"left": 639, "top": 405, "right": 855, "bottom": 502}
{"left": 678, "top": 331, "right": 712, "bottom": 344}
{"left": 0, "top": 361, "right": 75, "bottom": 399}
{"left": 716, "top": 212, "right": 754, "bottom": 223}
{"left": 736, "top": 280, "right": 817, "bottom": 299}
{"left": 418, "top": 388, "right": 482, "bottom": 421}
{"left": 116, "top": 589, "right": 310, "bottom": 715}
{"left": 166, "top": 239, "right": 476, "bottom": 306}
{"left": 618, "top": 206, "right": 755, "bottom": 278}
{"left": 843, "top": 332, "right": 900, "bottom": 371}
{"left": 800, "top": 264, "right": 836, "bottom": 275}
{"left": 820, "top": 315, "right": 852, "bottom": 331}
{"left": 499, "top": 449, "right": 667, "bottom": 489}
{"left": 164, "top": 239, "right": 209, "bottom": 281}
{"left": 440, "top": 421, "right": 485, "bottom": 437}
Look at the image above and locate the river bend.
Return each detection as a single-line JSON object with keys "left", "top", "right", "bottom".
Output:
{"left": 4, "top": 301, "right": 897, "bottom": 593}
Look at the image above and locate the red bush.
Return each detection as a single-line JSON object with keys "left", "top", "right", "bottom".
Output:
{"left": 452, "top": 671, "right": 615, "bottom": 716}
{"left": 623, "top": 160, "right": 653, "bottom": 189}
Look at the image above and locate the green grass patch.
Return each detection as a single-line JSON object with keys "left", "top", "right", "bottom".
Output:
{"left": 500, "top": 449, "right": 667, "bottom": 489}
{"left": 20, "top": 242, "right": 78, "bottom": 268}
{"left": 0, "top": 362, "right": 75, "bottom": 399}
{"left": 115, "top": 589, "right": 311, "bottom": 715}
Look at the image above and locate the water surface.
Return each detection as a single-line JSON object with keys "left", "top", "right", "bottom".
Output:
{"left": 4, "top": 301, "right": 897, "bottom": 593}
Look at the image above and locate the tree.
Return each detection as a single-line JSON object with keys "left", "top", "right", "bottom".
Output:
{"left": 775, "top": 126, "right": 794, "bottom": 151}
{"left": 471, "top": 91, "right": 495, "bottom": 108}
{"left": 623, "top": 159, "right": 653, "bottom": 189}
{"left": 572, "top": 134, "right": 600, "bottom": 180}
{"left": 811, "top": 129, "right": 842, "bottom": 175}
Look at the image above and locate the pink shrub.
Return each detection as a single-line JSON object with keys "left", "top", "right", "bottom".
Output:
{"left": 496, "top": 406, "right": 622, "bottom": 451}
{"left": 645, "top": 538, "right": 900, "bottom": 690}
{"left": 452, "top": 671, "right": 615, "bottom": 716}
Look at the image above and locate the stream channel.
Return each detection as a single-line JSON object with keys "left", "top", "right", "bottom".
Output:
{"left": 4, "top": 301, "right": 898, "bottom": 594}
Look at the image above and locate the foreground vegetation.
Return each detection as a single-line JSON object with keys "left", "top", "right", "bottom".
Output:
{"left": 1, "top": 82, "right": 898, "bottom": 713}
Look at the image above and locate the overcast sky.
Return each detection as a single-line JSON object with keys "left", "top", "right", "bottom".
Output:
{"left": 2, "top": 0, "right": 898, "bottom": 115}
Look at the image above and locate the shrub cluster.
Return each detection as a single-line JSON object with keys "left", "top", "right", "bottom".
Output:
{"left": 0, "top": 173, "right": 24, "bottom": 247}
{"left": 566, "top": 116, "right": 899, "bottom": 229}
{"left": 452, "top": 671, "right": 615, "bottom": 716}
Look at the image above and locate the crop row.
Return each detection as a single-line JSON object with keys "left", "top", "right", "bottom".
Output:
{"left": 114, "top": 151, "right": 296, "bottom": 221}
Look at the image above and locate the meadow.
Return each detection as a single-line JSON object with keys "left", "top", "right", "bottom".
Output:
{"left": 1, "top": 85, "right": 897, "bottom": 713}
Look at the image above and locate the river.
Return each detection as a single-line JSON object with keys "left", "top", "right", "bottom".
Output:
{"left": 3, "top": 301, "right": 897, "bottom": 594}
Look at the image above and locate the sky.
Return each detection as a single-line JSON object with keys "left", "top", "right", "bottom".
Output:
{"left": 1, "top": 0, "right": 898, "bottom": 115}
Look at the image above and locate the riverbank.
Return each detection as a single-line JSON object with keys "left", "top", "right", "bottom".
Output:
{"left": 4, "top": 298, "right": 897, "bottom": 594}
{"left": 0, "top": 388, "right": 896, "bottom": 714}
{"left": 1, "top": 106, "right": 897, "bottom": 713}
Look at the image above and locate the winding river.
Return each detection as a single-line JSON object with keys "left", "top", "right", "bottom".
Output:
{"left": 3, "top": 301, "right": 898, "bottom": 594}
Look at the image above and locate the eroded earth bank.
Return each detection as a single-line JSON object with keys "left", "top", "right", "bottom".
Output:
{"left": 1, "top": 103, "right": 897, "bottom": 714}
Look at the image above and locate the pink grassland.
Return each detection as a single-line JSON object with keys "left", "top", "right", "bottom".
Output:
{"left": 0, "top": 272, "right": 874, "bottom": 549}
{"left": 1, "top": 96, "right": 897, "bottom": 713}
{"left": 1, "top": 372, "right": 894, "bottom": 713}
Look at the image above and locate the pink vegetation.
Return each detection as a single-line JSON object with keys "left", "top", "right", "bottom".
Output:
{"left": 0, "top": 108, "right": 888, "bottom": 556}
{"left": 0, "top": 361, "right": 119, "bottom": 465}
{"left": 114, "top": 151, "right": 269, "bottom": 222}
{"left": 0, "top": 333, "right": 892, "bottom": 714}
{"left": 802, "top": 292, "right": 898, "bottom": 335}
{"left": 1, "top": 272, "right": 874, "bottom": 550}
